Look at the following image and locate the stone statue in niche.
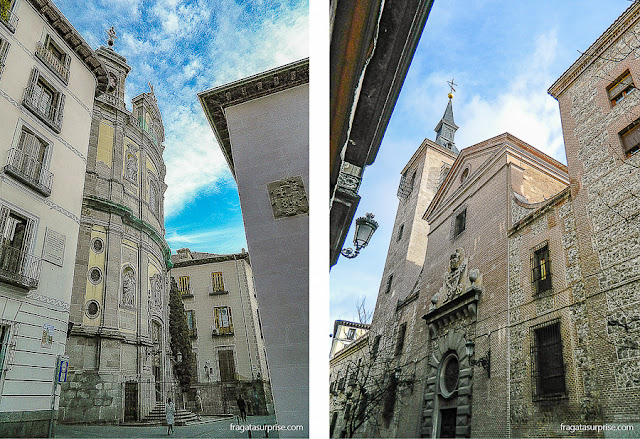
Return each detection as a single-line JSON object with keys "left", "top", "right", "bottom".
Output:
{"left": 122, "top": 267, "right": 135, "bottom": 307}
{"left": 125, "top": 149, "right": 138, "bottom": 183}
{"left": 441, "top": 248, "right": 467, "bottom": 303}
{"left": 150, "top": 273, "right": 162, "bottom": 308}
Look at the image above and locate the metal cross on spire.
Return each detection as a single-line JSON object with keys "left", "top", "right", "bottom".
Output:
{"left": 447, "top": 78, "right": 458, "bottom": 98}
{"left": 106, "top": 26, "right": 117, "bottom": 48}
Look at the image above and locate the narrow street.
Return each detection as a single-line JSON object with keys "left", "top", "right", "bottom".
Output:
{"left": 55, "top": 415, "right": 279, "bottom": 438}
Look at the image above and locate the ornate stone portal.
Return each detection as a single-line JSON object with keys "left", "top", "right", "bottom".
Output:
{"left": 421, "top": 248, "right": 483, "bottom": 438}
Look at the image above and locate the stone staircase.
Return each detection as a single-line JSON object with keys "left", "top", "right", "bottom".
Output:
{"left": 141, "top": 402, "right": 201, "bottom": 426}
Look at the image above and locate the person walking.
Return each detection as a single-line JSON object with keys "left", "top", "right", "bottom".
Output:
{"left": 236, "top": 396, "right": 247, "bottom": 422}
{"left": 166, "top": 397, "right": 176, "bottom": 435}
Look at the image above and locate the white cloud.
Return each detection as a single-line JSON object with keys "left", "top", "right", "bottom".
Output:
{"left": 457, "top": 31, "right": 566, "bottom": 161}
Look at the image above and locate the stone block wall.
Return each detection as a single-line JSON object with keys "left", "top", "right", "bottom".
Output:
{"left": 58, "top": 371, "right": 122, "bottom": 424}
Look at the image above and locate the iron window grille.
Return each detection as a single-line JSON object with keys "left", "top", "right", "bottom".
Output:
{"left": 395, "top": 323, "right": 407, "bottom": 356}
{"left": 531, "top": 243, "right": 552, "bottom": 295}
{"left": 530, "top": 320, "right": 566, "bottom": 401}
{"left": 453, "top": 208, "right": 466, "bottom": 238}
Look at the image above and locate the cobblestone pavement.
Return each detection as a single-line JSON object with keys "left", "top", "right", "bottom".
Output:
{"left": 55, "top": 415, "right": 280, "bottom": 438}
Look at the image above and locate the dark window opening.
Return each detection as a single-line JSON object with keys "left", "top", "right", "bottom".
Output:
{"left": 397, "top": 224, "right": 404, "bottom": 241}
{"left": 531, "top": 320, "right": 566, "bottom": 400}
{"left": 454, "top": 209, "right": 466, "bottom": 238}
{"left": 346, "top": 328, "right": 355, "bottom": 340}
{"left": 371, "top": 335, "right": 381, "bottom": 359}
{"left": 395, "top": 323, "right": 407, "bottom": 356}
{"left": 532, "top": 244, "right": 552, "bottom": 294}
{"left": 384, "top": 274, "right": 393, "bottom": 294}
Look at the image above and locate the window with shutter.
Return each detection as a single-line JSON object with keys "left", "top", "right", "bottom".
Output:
{"left": 0, "top": 37, "right": 9, "bottom": 78}
{"left": 0, "top": 0, "right": 18, "bottom": 33}
{"left": 6, "top": 127, "right": 53, "bottom": 196}
{"left": 0, "top": 324, "right": 10, "bottom": 378}
{"left": 620, "top": 118, "right": 640, "bottom": 157}
{"left": 213, "top": 306, "right": 233, "bottom": 335}
{"left": 607, "top": 71, "right": 635, "bottom": 107}
{"left": 23, "top": 69, "right": 65, "bottom": 133}
{"left": 0, "top": 206, "right": 40, "bottom": 289}
{"left": 211, "top": 272, "right": 224, "bottom": 292}
{"left": 178, "top": 276, "right": 191, "bottom": 296}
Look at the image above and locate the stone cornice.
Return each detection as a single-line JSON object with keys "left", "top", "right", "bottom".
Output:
{"left": 27, "top": 0, "right": 108, "bottom": 94}
{"left": 548, "top": 3, "right": 640, "bottom": 98}
{"left": 508, "top": 187, "right": 571, "bottom": 237}
{"left": 198, "top": 58, "right": 309, "bottom": 178}
{"left": 83, "top": 195, "right": 172, "bottom": 269}
{"left": 171, "top": 252, "right": 249, "bottom": 268}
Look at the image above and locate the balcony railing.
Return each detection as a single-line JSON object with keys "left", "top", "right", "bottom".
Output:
{"left": 179, "top": 287, "right": 193, "bottom": 298}
{"left": 0, "top": 7, "right": 18, "bottom": 33}
{"left": 4, "top": 148, "right": 53, "bottom": 196}
{"left": 35, "top": 42, "right": 69, "bottom": 84}
{"left": 208, "top": 285, "right": 228, "bottom": 295}
{"left": 211, "top": 325, "right": 234, "bottom": 336}
{"left": 23, "top": 86, "right": 63, "bottom": 133}
{"left": 0, "top": 243, "right": 41, "bottom": 290}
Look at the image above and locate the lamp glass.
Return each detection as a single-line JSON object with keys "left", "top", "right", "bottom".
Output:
{"left": 465, "top": 340, "right": 475, "bottom": 358}
{"left": 176, "top": 351, "right": 183, "bottom": 362}
{"left": 353, "top": 216, "right": 378, "bottom": 248}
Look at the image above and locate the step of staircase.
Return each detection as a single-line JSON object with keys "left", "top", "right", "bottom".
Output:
{"left": 141, "top": 403, "right": 201, "bottom": 426}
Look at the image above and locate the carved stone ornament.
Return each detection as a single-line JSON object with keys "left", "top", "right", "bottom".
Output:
{"left": 442, "top": 248, "right": 468, "bottom": 303}
{"left": 150, "top": 273, "right": 163, "bottom": 308}
{"left": 267, "top": 176, "right": 309, "bottom": 219}
{"left": 121, "top": 267, "right": 136, "bottom": 307}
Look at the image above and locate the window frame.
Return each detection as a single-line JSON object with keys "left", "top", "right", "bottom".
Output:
{"left": 0, "top": 323, "right": 11, "bottom": 381}
{"left": 619, "top": 117, "right": 640, "bottom": 157}
{"left": 23, "top": 68, "right": 65, "bottom": 133}
{"left": 178, "top": 275, "right": 192, "bottom": 297}
{"left": 213, "top": 306, "right": 234, "bottom": 335}
{"left": 211, "top": 271, "right": 225, "bottom": 293}
{"left": 531, "top": 242, "right": 552, "bottom": 295}
{"left": 185, "top": 310, "right": 197, "bottom": 338}
{"left": 395, "top": 323, "right": 407, "bottom": 356}
{"left": 35, "top": 33, "right": 71, "bottom": 84}
{"left": 0, "top": 0, "right": 18, "bottom": 33}
{"left": 5, "top": 123, "right": 54, "bottom": 196}
{"left": 0, "top": 37, "right": 9, "bottom": 79}
{"left": 0, "top": 202, "right": 40, "bottom": 289}
{"left": 607, "top": 70, "right": 635, "bottom": 107}
{"left": 530, "top": 319, "right": 566, "bottom": 401}
{"left": 452, "top": 207, "right": 467, "bottom": 239}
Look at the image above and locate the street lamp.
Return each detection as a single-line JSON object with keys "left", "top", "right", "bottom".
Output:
{"left": 466, "top": 340, "right": 490, "bottom": 377}
{"left": 340, "top": 213, "right": 379, "bottom": 259}
{"left": 176, "top": 351, "right": 183, "bottom": 363}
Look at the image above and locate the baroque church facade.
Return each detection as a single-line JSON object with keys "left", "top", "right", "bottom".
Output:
{"left": 333, "top": 3, "right": 640, "bottom": 437}
{"left": 58, "top": 41, "right": 172, "bottom": 424}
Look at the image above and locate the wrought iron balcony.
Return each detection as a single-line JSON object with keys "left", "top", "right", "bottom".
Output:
{"left": 4, "top": 148, "right": 53, "bottom": 196}
{"left": 23, "top": 86, "right": 63, "bottom": 133}
{"left": 0, "top": 243, "right": 41, "bottom": 290}
{"left": 0, "top": 7, "right": 18, "bottom": 33}
{"left": 208, "top": 285, "right": 228, "bottom": 295}
{"left": 211, "top": 325, "right": 234, "bottom": 336}
{"left": 179, "top": 287, "right": 193, "bottom": 298}
{"left": 35, "top": 42, "right": 69, "bottom": 84}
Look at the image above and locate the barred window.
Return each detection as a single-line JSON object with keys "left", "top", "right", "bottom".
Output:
{"left": 531, "top": 320, "right": 566, "bottom": 400}
{"left": 213, "top": 306, "right": 233, "bottom": 334}
{"left": 532, "top": 244, "right": 552, "bottom": 294}
{"left": 453, "top": 208, "right": 466, "bottom": 238}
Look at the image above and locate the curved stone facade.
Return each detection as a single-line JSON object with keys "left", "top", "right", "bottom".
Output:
{"left": 59, "top": 46, "right": 171, "bottom": 424}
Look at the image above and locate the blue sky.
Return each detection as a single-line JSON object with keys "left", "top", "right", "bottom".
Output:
{"left": 329, "top": 1, "right": 633, "bottom": 332}
{"left": 55, "top": 0, "right": 309, "bottom": 255}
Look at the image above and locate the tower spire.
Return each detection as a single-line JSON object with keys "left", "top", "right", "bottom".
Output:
{"left": 434, "top": 79, "right": 459, "bottom": 153}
